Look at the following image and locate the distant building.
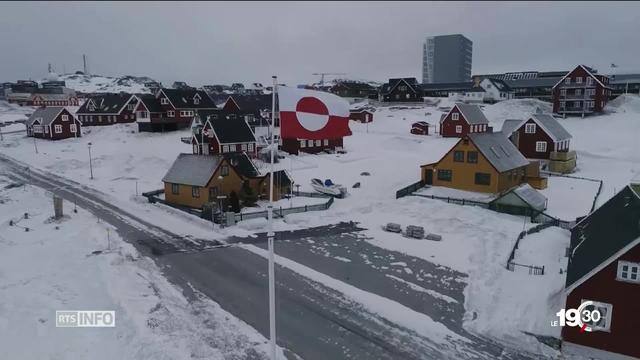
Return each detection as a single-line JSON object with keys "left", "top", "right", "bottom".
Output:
{"left": 135, "top": 88, "right": 217, "bottom": 132}
{"left": 191, "top": 110, "right": 258, "bottom": 157}
{"left": 76, "top": 93, "right": 139, "bottom": 126}
{"left": 552, "top": 65, "right": 612, "bottom": 117}
{"left": 422, "top": 34, "right": 472, "bottom": 84}
{"left": 439, "top": 103, "right": 489, "bottom": 138}
{"left": 562, "top": 184, "right": 640, "bottom": 359}
{"left": 473, "top": 71, "right": 566, "bottom": 102}
{"left": 608, "top": 73, "right": 640, "bottom": 98}
{"left": 501, "top": 114, "right": 572, "bottom": 160}
{"left": 329, "top": 81, "right": 377, "bottom": 102}
{"left": 25, "top": 106, "right": 81, "bottom": 140}
{"left": 379, "top": 78, "right": 422, "bottom": 102}
{"left": 349, "top": 109, "right": 374, "bottom": 123}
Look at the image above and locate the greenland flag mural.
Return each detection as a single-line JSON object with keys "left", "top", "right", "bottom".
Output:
{"left": 278, "top": 86, "right": 352, "bottom": 140}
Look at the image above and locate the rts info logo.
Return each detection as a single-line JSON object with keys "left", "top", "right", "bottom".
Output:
{"left": 551, "top": 301, "right": 601, "bottom": 333}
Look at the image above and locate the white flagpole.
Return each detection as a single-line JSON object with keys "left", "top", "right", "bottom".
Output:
{"left": 268, "top": 75, "right": 277, "bottom": 360}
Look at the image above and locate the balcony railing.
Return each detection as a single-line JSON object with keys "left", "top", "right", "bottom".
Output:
{"left": 559, "top": 107, "right": 595, "bottom": 113}
{"left": 559, "top": 93, "right": 595, "bottom": 100}
{"left": 557, "top": 82, "right": 596, "bottom": 89}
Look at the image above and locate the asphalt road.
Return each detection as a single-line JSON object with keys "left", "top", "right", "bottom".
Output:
{"left": 0, "top": 155, "right": 539, "bottom": 360}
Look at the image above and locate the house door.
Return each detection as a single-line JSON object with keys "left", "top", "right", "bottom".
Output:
{"left": 202, "top": 144, "right": 209, "bottom": 155}
{"left": 425, "top": 170, "right": 433, "bottom": 185}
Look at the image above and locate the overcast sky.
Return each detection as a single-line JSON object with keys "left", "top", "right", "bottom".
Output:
{"left": 1, "top": 1, "right": 639, "bottom": 86}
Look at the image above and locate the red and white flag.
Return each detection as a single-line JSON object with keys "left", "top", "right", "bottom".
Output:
{"left": 277, "top": 86, "right": 352, "bottom": 140}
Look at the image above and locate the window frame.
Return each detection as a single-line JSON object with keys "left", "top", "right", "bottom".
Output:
{"left": 61, "top": 114, "right": 69, "bottom": 122}
{"left": 525, "top": 123, "right": 536, "bottom": 134}
{"left": 160, "top": 97, "right": 169, "bottom": 105}
{"left": 474, "top": 172, "right": 491, "bottom": 186}
{"left": 167, "top": 110, "right": 175, "bottom": 117}
{"left": 171, "top": 183, "right": 179, "bottom": 195}
{"left": 220, "top": 165, "right": 229, "bottom": 176}
{"left": 300, "top": 140, "right": 306, "bottom": 148}
{"left": 451, "top": 112, "right": 459, "bottom": 121}
{"left": 70, "top": 124, "right": 77, "bottom": 133}
{"left": 467, "top": 151, "right": 478, "bottom": 163}
{"left": 580, "top": 299, "right": 613, "bottom": 332}
{"left": 455, "top": 125, "right": 462, "bottom": 133}
{"left": 192, "top": 186, "right": 200, "bottom": 198}
{"left": 54, "top": 124, "right": 63, "bottom": 134}
{"left": 437, "top": 169, "right": 452, "bottom": 182}
{"left": 617, "top": 261, "right": 640, "bottom": 283}
{"left": 453, "top": 150, "right": 465, "bottom": 162}
{"left": 535, "top": 141, "right": 547, "bottom": 152}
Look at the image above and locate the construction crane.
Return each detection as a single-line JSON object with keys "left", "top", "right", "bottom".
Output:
{"left": 312, "top": 72, "right": 346, "bottom": 86}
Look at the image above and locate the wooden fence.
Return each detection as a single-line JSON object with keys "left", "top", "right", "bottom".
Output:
{"left": 410, "top": 193, "right": 490, "bottom": 208}
{"left": 505, "top": 220, "right": 559, "bottom": 275}
{"left": 395, "top": 180, "right": 426, "bottom": 199}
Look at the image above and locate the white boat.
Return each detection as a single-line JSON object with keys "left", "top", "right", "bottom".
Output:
{"left": 311, "top": 178, "right": 347, "bottom": 198}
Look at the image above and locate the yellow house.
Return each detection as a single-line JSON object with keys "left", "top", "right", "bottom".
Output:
{"left": 162, "top": 153, "right": 292, "bottom": 210}
{"left": 420, "top": 132, "right": 532, "bottom": 194}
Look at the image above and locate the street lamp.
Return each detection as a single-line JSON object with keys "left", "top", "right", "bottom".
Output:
{"left": 87, "top": 142, "right": 94, "bottom": 180}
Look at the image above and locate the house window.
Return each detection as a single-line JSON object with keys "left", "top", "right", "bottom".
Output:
{"left": 323, "top": 139, "right": 329, "bottom": 146}
{"left": 192, "top": 186, "right": 200, "bottom": 198}
{"left": 229, "top": 144, "right": 236, "bottom": 152}
{"left": 564, "top": 78, "right": 571, "bottom": 85}
{"left": 536, "top": 141, "right": 547, "bottom": 152}
{"left": 307, "top": 140, "right": 313, "bottom": 147}
{"left": 560, "top": 89, "right": 566, "bottom": 96}
{"left": 455, "top": 125, "right": 462, "bottom": 133}
{"left": 315, "top": 139, "right": 321, "bottom": 147}
{"left": 248, "top": 143, "right": 254, "bottom": 151}
{"left": 241, "top": 144, "right": 247, "bottom": 151}
{"left": 453, "top": 150, "right": 465, "bottom": 162}
{"left": 168, "top": 110, "right": 175, "bottom": 117}
{"left": 586, "top": 77, "right": 593, "bottom": 85}
{"left": 88, "top": 104, "right": 95, "bottom": 111}
{"left": 601, "top": 101, "right": 605, "bottom": 108}
{"left": 617, "top": 261, "right": 640, "bottom": 283}
{"left": 525, "top": 123, "right": 536, "bottom": 134}
{"left": 98, "top": 116, "right": 102, "bottom": 123}
{"left": 222, "top": 145, "right": 229, "bottom": 153}
{"left": 70, "top": 124, "right": 77, "bottom": 133}
{"left": 127, "top": 104, "right": 135, "bottom": 111}
{"left": 437, "top": 169, "right": 452, "bottom": 182}
{"left": 193, "top": 144, "right": 199, "bottom": 154}
{"left": 575, "top": 89, "right": 582, "bottom": 96}
{"left": 580, "top": 300, "right": 613, "bottom": 332}
{"left": 467, "top": 151, "right": 478, "bottom": 163}
{"left": 576, "top": 77, "right": 582, "bottom": 84}
{"left": 171, "top": 183, "right": 179, "bottom": 195}
{"left": 61, "top": 115, "right": 69, "bottom": 121}
{"left": 160, "top": 97, "right": 169, "bottom": 105}
{"left": 138, "top": 111, "right": 148, "bottom": 119}
{"left": 300, "top": 140, "right": 306, "bottom": 148}
{"left": 220, "top": 165, "right": 229, "bottom": 176}
{"left": 193, "top": 98, "right": 200, "bottom": 105}
{"left": 54, "top": 124, "right": 62, "bottom": 133}
{"left": 560, "top": 101, "right": 566, "bottom": 108}
{"left": 474, "top": 172, "right": 491, "bottom": 185}
{"left": 452, "top": 113, "right": 459, "bottom": 121}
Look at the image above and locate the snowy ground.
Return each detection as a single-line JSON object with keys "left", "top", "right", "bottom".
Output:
{"left": 0, "top": 176, "right": 277, "bottom": 360}
{"left": 1, "top": 96, "right": 638, "bottom": 357}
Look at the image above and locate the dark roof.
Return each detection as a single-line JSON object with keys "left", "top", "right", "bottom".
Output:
{"left": 468, "top": 132, "right": 530, "bottom": 173}
{"left": 421, "top": 82, "right": 474, "bottom": 91}
{"left": 455, "top": 103, "right": 489, "bottom": 125}
{"left": 381, "top": 78, "right": 420, "bottom": 95}
{"left": 503, "top": 77, "right": 561, "bottom": 89}
{"left": 160, "top": 88, "right": 216, "bottom": 109}
{"left": 567, "top": 185, "right": 640, "bottom": 289}
{"left": 137, "top": 94, "right": 163, "bottom": 113}
{"left": 199, "top": 110, "right": 256, "bottom": 144}
{"left": 331, "top": 81, "right": 375, "bottom": 91}
{"left": 77, "top": 93, "right": 134, "bottom": 114}
{"left": 162, "top": 154, "right": 222, "bottom": 187}
{"left": 272, "top": 170, "right": 293, "bottom": 187}
{"left": 227, "top": 94, "right": 272, "bottom": 113}
{"left": 225, "top": 152, "right": 260, "bottom": 178}
{"left": 485, "top": 78, "right": 511, "bottom": 92}
{"left": 501, "top": 119, "right": 522, "bottom": 136}
{"left": 26, "top": 106, "right": 68, "bottom": 126}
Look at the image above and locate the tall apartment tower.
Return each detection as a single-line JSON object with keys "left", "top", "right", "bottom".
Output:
{"left": 422, "top": 34, "right": 473, "bottom": 84}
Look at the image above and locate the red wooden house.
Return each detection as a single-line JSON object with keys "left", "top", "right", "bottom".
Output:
{"left": 281, "top": 138, "right": 344, "bottom": 155}
{"left": 552, "top": 65, "right": 612, "bottom": 117}
{"left": 379, "top": 78, "right": 422, "bottom": 103}
{"left": 439, "top": 103, "right": 489, "bottom": 138}
{"left": 222, "top": 94, "right": 273, "bottom": 129}
{"left": 25, "top": 106, "right": 81, "bottom": 140}
{"left": 135, "top": 89, "right": 217, "bottom": 132}
{"left": 349, "top": 109, "right": 374, "bottom": 123}
{"left": 411, "top": 121, "right": 429, "bottom": 135}
{"left": 76, "top": 93, "right": 138, "bottom": 126}
{"left": 501, "top": 114, "right": 572, "bottom": 160}
{"left": 562, "top": 184, "right": 640, "bottom": 359}
{"left": 191, "top": 110, "right": 257, "bottom": 157}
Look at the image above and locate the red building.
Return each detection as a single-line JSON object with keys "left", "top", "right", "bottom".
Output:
{"left": 25, "top": 106, "right": 81, "bottom": 140}
{"left": 136, "top": 89, "right": 217, "bottom": 132}
{"left": 439, "top": 103, "right": 489, "bottom": 138}
{"left": 31, "top": 93, "right": 79, "bottom": 107}
{"left": 501, "top": 114, "right": 572, "bottom": 160}
{"left": 281, "top": 138, "right": 344, "bottom": 155}
{"left": 410, "top": 121, "right": 429, "bottom": 135}
{"left": 552, "top": 65, "right": 612, "bottom": 117}
{"left": 379, "top": 78, "right": 422, "bottom": 103}
{"left": 76, "top": 93, "right": 139, "bottom": 126}
{"left": 222, "top": 94, "right": 273, "bottom": 129}
{"left": 349, "top": 109, "right": 374, "bottom": 123}
{"left": 562, "top": 184, "right": 640, "bottom": 359}
{"left": 191, "top": 110, "right": 257, "bottom": 157}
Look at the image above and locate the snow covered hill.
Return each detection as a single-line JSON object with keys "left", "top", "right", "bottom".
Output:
{"left": 46, "top": 73, "right": 159, "bottom": 94}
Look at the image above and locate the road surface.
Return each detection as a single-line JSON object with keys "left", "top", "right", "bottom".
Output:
{"left": 0, "top": 155, "right": 540, "bottom": 360}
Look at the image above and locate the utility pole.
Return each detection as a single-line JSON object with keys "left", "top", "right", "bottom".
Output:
{"left": 87, "top": 142, "right": 94, "bottom": 179}
{"left": 267, "top": 75, "right": 278, "bottom": 360}
{"left": 83, "top": 54, "right": 88, "bottom": 75}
